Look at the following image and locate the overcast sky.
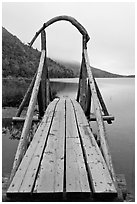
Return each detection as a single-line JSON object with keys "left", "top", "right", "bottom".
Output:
{"left": 2, "top": 2, "right": 135, "bottom": 75}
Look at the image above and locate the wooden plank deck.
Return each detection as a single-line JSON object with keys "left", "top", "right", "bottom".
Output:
{"left": 7, "top": 97, "right": 117, "bottom": 201}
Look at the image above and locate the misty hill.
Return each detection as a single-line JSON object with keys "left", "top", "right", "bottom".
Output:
{"left": 2, "top": 27, "right": 74, "bottom": 78}
{"left": 2, "top": 27, "right": 134, "bottom": 79}
{"left": 57, "top": 61, "right": 133, "bottom": 78}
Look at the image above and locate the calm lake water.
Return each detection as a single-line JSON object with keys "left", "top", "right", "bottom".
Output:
{"left": 2, "top": 78, "right": 135, "bottom": 197}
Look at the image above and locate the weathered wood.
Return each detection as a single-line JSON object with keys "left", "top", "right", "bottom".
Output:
{"left": 93, "top": 77, "right": 112, "bottom": 124}
{"left": 79, "top": 53, "right": 87, "bottom": 112}
{"left": 12, "top": 116, "right": 39, "bottom": 123}
{"left": 34, "top": 98, "right": 65, "bottom": 193}
{"left": 16, "top": 73, "right": 36, "bottom": 117}
{"left": 45, "top": 78, "right": 50, "bottom": 107}
{"left": 89, "top": 114, "right": 114, "bottom": 122}
{"left": 7, "top": 99, "right": 59, "bottom": 194}
{"left": 29, "top": 16, "right": 90, "bottom": 47}
{"left": 116, "top": 174, "right": 127, "bottom": 199}
{"left": 71, "top": 99, "right": 117, "bottom": 195}
{"left": 84, "top": 50, "right": 123, "bottom": 200}
{"left": 9, "top": 50, "right": 46, "bottom": 183}
{"left": 76, "top": 63, "right": 82, "bottom": 102}
{"left": 66, "top": 99, "right": 90, "bottom": 193}
{"left": 85, "top": 79, "right": 92, "bottom": 117}
{"left": 37, "top": 30, "right": 47, "bottom": 117}
{"left": 84, "top": 49, "right": 116, "bottom": 180}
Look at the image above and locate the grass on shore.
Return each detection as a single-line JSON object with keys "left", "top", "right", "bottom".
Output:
{"left": 2, "top": 78, "right": 57, "bottom": 107}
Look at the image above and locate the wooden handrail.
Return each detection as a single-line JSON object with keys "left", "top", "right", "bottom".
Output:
{"left": 84, "top": 49, "right": 116, "bottom": 183}
{"left": 29, "top": 15, "right": 90, "bottom": 47}
{"left": 9, "top": 50, "right": 46, "bottom": 183}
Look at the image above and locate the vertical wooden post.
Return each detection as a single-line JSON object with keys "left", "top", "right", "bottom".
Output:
{"left": 85, "top": 79, "right": 92, "bottom": 118}
{"left": 37, "top": 30, "right": 47, "bottom": 117}
{"left": 79, "top": 36, "right": 87, "bottom": 112}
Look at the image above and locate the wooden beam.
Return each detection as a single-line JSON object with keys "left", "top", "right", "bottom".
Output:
{"left": 94, "top": 78, "right": 112, "bottom": 124}
{"left": 16, "top": 73, "right": 36, "bottom": 117}
{"left": 9, "top": 50, "right": 46, "bottom": 183}
{"left": 79, "top": 36, "right": 87, "bottom": 112}
{"left": 12, "top": 116, "right": 39, "bottom": 123}
{"left": 85, "top": 79, "right": 92, "bottom": 117}
{"left": 29, "top": 16, "right": 90, "bottom": 47}
{"left": 76, "top": 64, "right": 82, "bottom": 102}
{"left": 37, "top": 30, "right": 47, "bottom": 117}
{"left": 89, "top": 115, "right": 114, "bottom": 122}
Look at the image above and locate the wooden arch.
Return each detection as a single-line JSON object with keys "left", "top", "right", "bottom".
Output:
{"left": 29, "top": 15, "right": 90, "bottom": 47}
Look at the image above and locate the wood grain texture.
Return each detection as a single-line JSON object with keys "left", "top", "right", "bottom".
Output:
{"left": 29, "top": 16, "right": 90, "bottom": 47}
{"left": 7, "top": 99, "right": 58, "bottom": 194}
{"left": 71, "top": 99, "right": 117, "bottom": 195}
{"left": 66, "top": 98, "right": 90, "bottom": 193}
{"left": 34, "top": 98, "right": 66, "bottom": 193}
{"left": 84, "top": 49, "right": 116, "bottom": 183}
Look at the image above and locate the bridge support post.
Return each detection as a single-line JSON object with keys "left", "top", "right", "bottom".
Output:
{"left": 78, "top": 36, "right": 87, "bottom": 113}
{"left": 85, "top": 79, "right": 92, "bottom": 117}
{"left": 37, "top": 30, "right": 50, "bottom": 118}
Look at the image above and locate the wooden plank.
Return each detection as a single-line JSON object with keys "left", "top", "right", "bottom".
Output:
{"left": 66, "top": 99, "right": 90, "bottom": 193}
{"left": 7, "top": 99, "right": 59, "bottom": 195}
{"left": 10, "top": 50, "right": 46, "bottom": 183}
{"left": 34, "top": 98, "right": 66, "bottom": 193}
{"left": 71, "top": 99, "right": 117, "bottom": 195}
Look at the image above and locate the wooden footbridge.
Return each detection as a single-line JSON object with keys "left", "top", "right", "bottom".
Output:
{"left": 6, "top": 16, "right": 126, "bottom": 201}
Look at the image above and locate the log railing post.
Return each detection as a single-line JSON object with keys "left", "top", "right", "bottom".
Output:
{"left": 85, "top": 79, "right": 92, "bottom": 117}
{"left": 37, "top": 30, "right": 47, "bottom": 117}
{"left": 78, "top": 36, "right": 87, "bottom": 112}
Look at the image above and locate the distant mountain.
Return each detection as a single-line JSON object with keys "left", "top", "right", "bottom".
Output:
{"left": 2, "top": 27, "right": 134, "bottom": 79}
{"left": 2, "top": 27, "right": 74, "bottom": 78}
{"left": 57, "top": 61, "right": 135, "bottom": 78}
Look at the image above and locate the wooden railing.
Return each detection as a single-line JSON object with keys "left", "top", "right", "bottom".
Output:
{"left": 9, "top": 30, "right": 51, "bottom": 182}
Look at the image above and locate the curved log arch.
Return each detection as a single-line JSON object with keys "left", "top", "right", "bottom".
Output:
{"left": 29, "top": 15, "right": 90, "bottom": 47}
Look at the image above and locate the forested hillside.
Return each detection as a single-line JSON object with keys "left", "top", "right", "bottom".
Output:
{"left": 2, "top": 27, "right": 74, "bottom": 78}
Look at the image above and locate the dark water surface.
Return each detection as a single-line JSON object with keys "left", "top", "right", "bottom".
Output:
{"left": 2, "top": 78, "right": 135, "bottom": 197}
